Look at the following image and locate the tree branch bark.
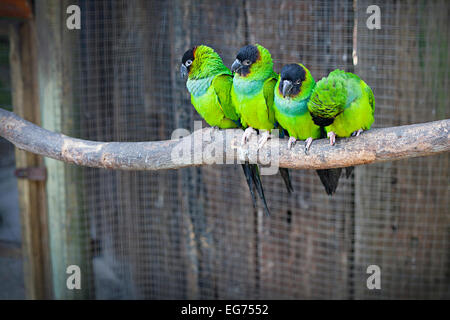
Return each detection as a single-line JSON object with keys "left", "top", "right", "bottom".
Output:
{"left": 1, "top": 108, "right": 449, "bottom": 171}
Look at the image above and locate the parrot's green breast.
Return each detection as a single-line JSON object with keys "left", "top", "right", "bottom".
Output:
{"left": 232, "top": 77, "right": 274, "bottom": 130}
{"left": 187, "top": 76, "right": 215, "bottom": 97}
{"left": 308, "top": 70, "right": 375, "bottom": 137}
{"left": 187, "top": 76, "right": 237, "bottom": 128}
{"left": 325, "top": 79, "right": 374, "bottom": 137}
{"left": 232, "top": 77, "right": 263, "bottom": 97}
{"left": 326, "top": 99, "right": 374, "bottom": 137}
{"left": 274, "top": 94, "right": 322, "bottom": 140}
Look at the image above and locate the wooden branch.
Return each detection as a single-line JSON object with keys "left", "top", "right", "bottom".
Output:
{"left": 1, "top": 108, "right": 449, "bottom": 170}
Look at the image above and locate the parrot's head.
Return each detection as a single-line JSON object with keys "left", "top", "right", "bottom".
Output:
{"left": 181, "top": 45, "right": 228, "bottom": 80}
{"left": 279, "top": 63, "right": 315, "bottom": 99}
{"left": 231, "top": 44, "right": 273, "bottom": 79}
{"left": 180, "top": 47, "right": 196, "bottom": 80}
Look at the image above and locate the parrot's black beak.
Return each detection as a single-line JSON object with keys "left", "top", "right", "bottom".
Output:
{"left": 180, "top": 64, "right": 188, "bottom": 80}
{"left": 282, "top": 80, "right": 294, "bottom": 98}
{"left": 231, "top": 59, "right": 243, "bottom": 74}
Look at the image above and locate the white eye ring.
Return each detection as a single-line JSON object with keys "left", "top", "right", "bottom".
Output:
{"left": 243, "top": 59, "right": 251, "bottom": 66}
{"left": 295, "top": 79, "right": 302, "bottom": 85}
{"left": 185, "top": 59, "right": 192, "bottom": 66}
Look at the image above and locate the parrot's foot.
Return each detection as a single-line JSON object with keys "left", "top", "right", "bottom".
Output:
{"left": 327, "top": 131, "right": 336, "bottom": 146}
{"left": 287, "top": 136, "right": 297, "bottom": 149}
{"left": 351, "top": 129, "right": 364, "bottom": 137}
{"left": 305, "top": 137, "right": 313, "bottom": 154}
{"left": 241, "top": 127, "right": 256, "bottom": 145}
{"left": 258, "top": 131, "right": 271, "bottom": 149}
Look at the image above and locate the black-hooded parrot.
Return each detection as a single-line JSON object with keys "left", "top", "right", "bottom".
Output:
{"left": 180, "top": 44, "right": 271, "bottom": 215}
{"left": 230, "top": 44, "right": 294, "bottom": 195}
{"left": 272, "top": 63, "right": 344, "bottom": 195}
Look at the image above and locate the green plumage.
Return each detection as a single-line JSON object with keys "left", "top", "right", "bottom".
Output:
{"left": 231, "top": 44, "right": 278, "bottom": 130}
{"left": 273, "top": 64, "right": 321, "bottom": 140}
{"left": 231, "top": 44, "right": 294, "bottom": 195}
{"left": 185, "top": 45, "right": 239, "bottom": 129}
{"left": 308, "top": 69, "right": 375, "bottom": 137}
{"left": 181, "top": 45, "right": 272, "bottom": 214}
{"left": 273, "top": 63, "right": 344, "bottom": 195}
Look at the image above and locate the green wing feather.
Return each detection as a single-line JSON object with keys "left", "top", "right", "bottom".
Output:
{"left": 263, "top": 75, "right": 278, "bottom": 125}
{"left": 308, "top": 69, "right": 375, "bottom": 137}
{"left": 365, "top": 83, "right": 375, "bottom": 114}
{"left": 308, "top": 73, "right": 347, "bottom": 119}
{"left": 213, "top": 74, "right": 239, "bottom": 121}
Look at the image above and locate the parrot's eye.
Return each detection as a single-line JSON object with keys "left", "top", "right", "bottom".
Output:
{"left": 243, "top": 59, "right": 251, "bottom": 66}
{"left": 185, "top": 59, "right": 192, "bottom": 67}
{"left": 295, "top": 79, "right": 302, "bottom": 85}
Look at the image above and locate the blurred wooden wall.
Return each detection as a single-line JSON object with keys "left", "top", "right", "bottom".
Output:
{"left": 35, "top": 0, "right": 93, "bottom": 299}
{"left": 354, "top": 0, "right": 449, "bottom": 299}
{"left": 26, "top": 0, "right": 449, "bottom": 299}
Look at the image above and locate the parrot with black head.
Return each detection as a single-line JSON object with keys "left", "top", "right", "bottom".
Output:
{"left": 231, "top": 44, "right": 294, "bottom": 194}
{"left": 180, "top": 45, "right": 271, "bottom": 215}
{"left": 273, "top": 63, "right": 342, "bottom": 195}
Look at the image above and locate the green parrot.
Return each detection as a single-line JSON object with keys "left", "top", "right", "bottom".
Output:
{"left": 231, "top": 44, "right": 293, "bottom": 194}
{"left": 180, "top": 45, "right": 271, "bottom": 215}
{"left": 181, "top": 45, "right": 239, "bottom": 129}
{"left": 307, "top": 69, "right": 375, "bottom": 145}
{"left": 273, "top": 63, "right": 342, "bottom": 195}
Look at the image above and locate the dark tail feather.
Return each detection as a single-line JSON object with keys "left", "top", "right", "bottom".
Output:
{"left": 249, "top": 164, "right": 271, "bottom": 216}
{"left": 279, "top": 168, "right": 294, "bottom": 193}
{"left": 316, "top": 168, "right": 342, "bottom": 196}
{"left": 345, "top": 166, "right": 354, "bottom": 178}
{"left": 241, "top": 163, "right": 258, "bottom": 209}
{"left": 316, "top": 126, "right": 343, "bottom": 195}
{"left": 274, "top": 125, "right": 294, "bottom": 193}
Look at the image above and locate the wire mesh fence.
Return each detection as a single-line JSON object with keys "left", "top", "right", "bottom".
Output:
{"left": 0, "top": 34, "right": 26, "bottom": 299}
{"left": 35, "top": 0, "right": 449, "bottom": 299}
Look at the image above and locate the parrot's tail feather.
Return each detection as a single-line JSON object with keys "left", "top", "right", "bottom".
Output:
{"left": 241, "top": 163, "right": 258, "bottom": 209}
{"left": 249, "top": 164, "right": 271, "bottom": 216}
{"left": 345, "top": 166, "right": 354, "bottom": 179}
{"left": 316, "top": 127, "right": 343, "bottom": 195}
{"left": 279, "top": 168, "right": 294, "bottom": 193}
{"left": 316, "top": 168, "right": 342, "bottom": 196}
{"left": 275, "top": 123, "right": 294, "bottom": 194}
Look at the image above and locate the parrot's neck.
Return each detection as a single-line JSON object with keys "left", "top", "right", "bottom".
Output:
{"left": 233, "top": 76, "right": 264, "bottom": 96}
{"left": 186, "top": 76, "right": 215, "bottom": 97}
{"left": 274, "top": 94, "right": 310, "bottom": 116}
